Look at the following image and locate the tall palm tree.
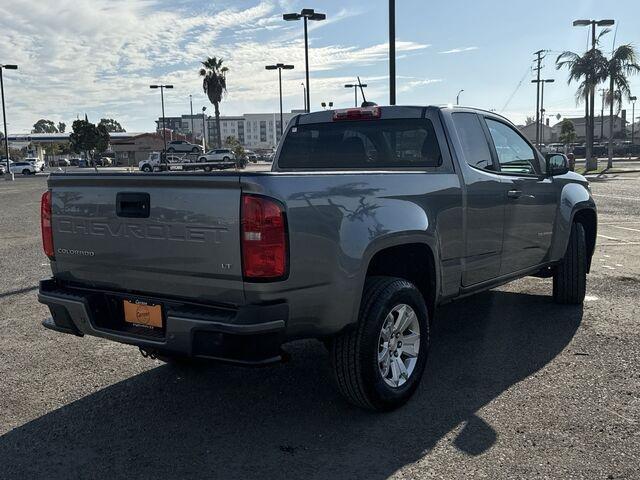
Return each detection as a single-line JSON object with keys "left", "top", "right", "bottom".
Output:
{"left": 556, "top": 47, "right": 608, "bottom": 170}
{"left": 604, "top": 44, "right": 640, "bottom": 168}
{"left": 199, "top": 57, "right": 229, "bottom": 148}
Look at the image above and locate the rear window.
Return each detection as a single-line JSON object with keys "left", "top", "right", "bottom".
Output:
{"left": 278, "top": 118, "right": 442, "bottom": 169}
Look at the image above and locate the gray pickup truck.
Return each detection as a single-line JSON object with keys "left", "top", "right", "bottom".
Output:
{"left": 38, "top": 106, "right": 596, "bottom": 411}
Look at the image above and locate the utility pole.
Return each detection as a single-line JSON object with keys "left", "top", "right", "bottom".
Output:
{"left": 301, "top": 83, "right": 307, "bottom": 112}
{"left": 389, "top": 0, "right": 396, "bottom": 105}
{"left": 533, "top": 50, "right": 544, "bottom": 148}
{"left": 150, "top": 84, "right": 173, "bottom": 157}
{"left": 189, "top": 95, "right": 194, "bottom": 142}
{"left": 1, "top": 64, "right": 17, "bottom": 181}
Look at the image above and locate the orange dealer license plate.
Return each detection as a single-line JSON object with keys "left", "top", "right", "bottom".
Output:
{"left": 123, "top": 300, "right": 163, "bottom": 329}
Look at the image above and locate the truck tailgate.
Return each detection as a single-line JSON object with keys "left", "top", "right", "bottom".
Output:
{"left": 48, "top": 174, "right": 244, "bottom": 305}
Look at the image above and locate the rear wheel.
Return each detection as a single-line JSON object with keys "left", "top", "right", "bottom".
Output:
{"left": 553, "top": 222, "right": 587, "bottom": 304}
{"left": 141, "top": 164, "right": 152, "bottom": 172}
{"left": 192, "top": 147, "right": 199, "bottom": 153}
{"left": 203, "top": 165, "right": 212, "bottom": 172}
{"left": 330, "top": 276, "right": 430, "bottom": 411}
{"left": 198, "top": 157, "right": 207, "bottom": 163}
{"left": 167, "top": 147, "right": 175, "bottom": 153}
{"left": 22, "top": 169, "right": 32, "bottom": 175}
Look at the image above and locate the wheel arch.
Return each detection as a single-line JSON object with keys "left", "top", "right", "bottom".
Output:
{"left": 362, "top": 240, "right": 440, "bottom": 321}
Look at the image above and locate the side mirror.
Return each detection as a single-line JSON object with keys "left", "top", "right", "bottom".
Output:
{"left": 546, "top": 153, "right": 569, "bottom": 176}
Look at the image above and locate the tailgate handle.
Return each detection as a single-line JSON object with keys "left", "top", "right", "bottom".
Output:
{"left": 116, "top": 192, "right": 150, "bottom": 218}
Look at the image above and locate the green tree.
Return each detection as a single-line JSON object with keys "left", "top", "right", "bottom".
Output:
{"left": 603, "top": 44, "right": 640, "bottom": 167}
{"left": 57, "top": 122, "right": 66, "bottom": 133}
{"left": 98, "top": 118, "right": 126, "bottom": 133}
{"left": 224, "top": 135, "right": 246, "bottom": 168}
{"left": 556, "top": 37, "right": 609, "bottom": 169}
{"left": 200, "top": 57, "right": 228, "bottom": 148}
{"left": 32, "top": 119, "right": 58, "bottom": 133}
{"left": 69, "top": 119, "right": 110, "bottom": 162}
{"left": 558, "top": 119, "right": 577, "bottom": 145}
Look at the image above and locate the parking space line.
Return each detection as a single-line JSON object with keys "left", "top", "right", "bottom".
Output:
{"left": 597, "top": 234, "right": 629, "bottom": 243}
{"left": 608, "top": 225, "right": 640, "bottom": 233}
{"left": 592, "top": 194, "right": 640, "bottom": 201}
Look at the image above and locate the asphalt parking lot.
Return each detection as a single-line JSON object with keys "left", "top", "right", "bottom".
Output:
{"left": 0, "top": 170, "right": 638, "bottom": 479}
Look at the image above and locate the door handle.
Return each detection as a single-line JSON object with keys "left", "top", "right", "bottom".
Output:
{"left": 507, "top": 190, "right": 522, "bottom": 199}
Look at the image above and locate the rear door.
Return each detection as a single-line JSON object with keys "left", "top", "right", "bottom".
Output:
{"left": 49, "top": 174, "right": 245, "bottom": 305}
{"left": 450, "top": 112, "right": 506, "bottom": 286}
{"left": 482, "top": 117, "right": 558, "bottom": 274}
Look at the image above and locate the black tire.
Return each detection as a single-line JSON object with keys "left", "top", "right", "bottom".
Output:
{"left": 330, "top": 276, "right": 430, "bottom": 411}
{"left": 22, "top": 169, "right": 31, "bottom": 175}
{"left": 553, "top": 222, "right": 587, "bottom": 304}
{"left": 198, "top": 157, "right": 207, "bottom": 163}
{"left": 167, "top": 147, "right": 175, "bottom": 153}
{"left": 141, "top": 165, "right": 152, "bottom": 172}
{"left": 192, "top": 147, "right": 199, "bottom": 153}
{"left": 223, "top": 156, "right": 230, "bottom": 161}
{"left": 203, "top": 165, "right": 212, "bottom": 172}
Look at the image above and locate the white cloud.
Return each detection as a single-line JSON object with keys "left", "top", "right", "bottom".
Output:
{"left": 438, "top": 46, "right": 479, "bottom": 54}
{"left": 0, "top": 0, "right": 431, "bottom": 132}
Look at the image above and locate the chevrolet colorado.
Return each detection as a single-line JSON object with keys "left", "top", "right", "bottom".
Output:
{"left": 38, "top": 106, "right": 596, "bottom": 411}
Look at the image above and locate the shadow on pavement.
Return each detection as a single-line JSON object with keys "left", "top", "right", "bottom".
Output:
{"left": 0, "top": 290, "right": 582, "bottom": 479}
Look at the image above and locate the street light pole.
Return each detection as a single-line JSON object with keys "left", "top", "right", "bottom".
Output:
{"left": 202, "top": 106, "right": 207, "bottom": 151}
{"left": 283, "top": 9, "right": 326, "bottom": 113}
{"left": 345, "top": 81, "right": 368, "bottom": 107}
{"left": 1, "top": 64, "right": 18, "bottom": 180}
{"left": 266, "top": 64, "right": 295, "bottom": 137}
{"left": 150, "top": 84, "right": 173, "bottom": 156}
{"left": 301, "top": 83, "right": 307, "bottom": 111}
{"left": 389, "top": 0, "right": 396, "bottom": 105}
{"left": 456, "top": 89, "right": 464, "bottom": 106}
{"left": 189, "top": 94, "right": 194, "bottom": 141}
{"left": 631, "top": 96, "right": 637, "bottom": 146}
{"left": 540, "top": 79, "right": 554, "bottom": 145}
{"left": 573, "top": 19, "right": 615, "bottom": 169}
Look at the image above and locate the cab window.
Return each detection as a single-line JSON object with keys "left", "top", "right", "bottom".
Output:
{"left": 485, "top": 119, "right": 540, "bottom": 175}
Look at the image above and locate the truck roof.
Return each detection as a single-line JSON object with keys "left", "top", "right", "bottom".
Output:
{"left": 291, "top": 105, "right": 515, "bottom": 127}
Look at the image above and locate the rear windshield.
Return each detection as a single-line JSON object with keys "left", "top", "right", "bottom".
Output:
{"left": 278, "top": 118, "right": 442, "bottom": 169}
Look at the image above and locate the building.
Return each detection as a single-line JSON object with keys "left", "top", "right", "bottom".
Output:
{"left": 519, "top": 122, "right": 555, "bottom": 144}
{"left": 110, "top": 133, "right": 165, "bottom": 166}
{"left": 157, "top": 110, "right": 304, "bottom": 151}
{"left": 550, "top": 113, "right": 627, "bottom": 142}
{"left": 155, "top": 114, "right": 206, "bottom": 142}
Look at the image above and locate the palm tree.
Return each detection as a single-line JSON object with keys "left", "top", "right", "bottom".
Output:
{"left": 199, "top": 57, "right": 229, "bottom": 148}
{"left": 556, "top": 47, "right": 608, "bottom": 170}
{"left": 603, "top": 44, "right": 640, "bottom": 168}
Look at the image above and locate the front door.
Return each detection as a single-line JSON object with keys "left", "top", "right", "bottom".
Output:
{"left": 483, "top": 118, "right": 558, "bottom": 275}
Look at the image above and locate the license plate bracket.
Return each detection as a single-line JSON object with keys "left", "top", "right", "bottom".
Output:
{"left": 123, "top": 299, "right": 163, "bottom": 329}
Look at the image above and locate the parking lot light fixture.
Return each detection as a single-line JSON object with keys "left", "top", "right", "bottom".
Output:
{"left": 631, "top": 96, "right": 637, "bottom": 145}
{"left": 345, "top": 82, "right": 367, "bottom": 107}
{"left": 150, "top": 84, "right": 173, "bottom": 156}
{"left": 202, "top": 106, "right": 207, "bottom": 151}
{"left": 456, "top": 89, "right": 464, "bottom": 106}
{"left": 283, "top": 8, "right": 326, "bottom": 113}
{"left": 266, "top": 64, "right": 295, "bottom": 136}
{"left": 1, "top": 64, "right": 18, "bottom": 180}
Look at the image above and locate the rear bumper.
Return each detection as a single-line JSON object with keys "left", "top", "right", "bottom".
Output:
{"left": 38, "top": 279, "right": 287, "bottom": 365}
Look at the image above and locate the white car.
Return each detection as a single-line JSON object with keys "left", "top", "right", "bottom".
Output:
{"left": 197, "top": 148, "right": 235, "bottom": 163}
{"left": 9, "top": 161, "right": 38, "bottom": 175}
{"left": 25, "top": 157, "right": 45, "bottom": 172}
{"left": 166, "top": 140, "right": 202, "bottom": 154}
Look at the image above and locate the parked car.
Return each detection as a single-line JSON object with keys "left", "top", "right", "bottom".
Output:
{"left": 25, "top": 157, "right": 46, "bottom": 171}
{"left": 69, "top": 158, "right": 81, "bottom": 166}
{"left": 245, "top": 150, "right": 258, "bottom": 163}
{"left": 9, "top": 161, "right": 37, "bottom": 175}
{"left": 166, "top": 140, "right": 202, "bottom": 154}
{"left": 53, "top": 158, "right": 71, "bottom": 167}
{"left": 77, "top": 159, "right": 89, "bottom": 168}
{"left": 97, "top": 157, "right": 113, "bottom": 167}
{"left": 197, "top": 148, "right": 235, "bottom": 162}
{"left": 38, "top": 105, "right": 596, "bottom": 411}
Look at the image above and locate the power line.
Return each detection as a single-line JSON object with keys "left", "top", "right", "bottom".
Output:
{"left": 500, "top": 64, "right": 532, "bottom": 113}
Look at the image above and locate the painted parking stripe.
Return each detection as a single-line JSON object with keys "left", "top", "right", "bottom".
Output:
{"left": 608, "top": 225, "right": 640, "bottom": 233}
{"left": 592, "top": 194, "right": 640, "bottom": 201}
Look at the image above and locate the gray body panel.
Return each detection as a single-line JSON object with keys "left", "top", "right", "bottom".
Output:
{"left": 44, "top": 106, "right": 596, "bottom": 344}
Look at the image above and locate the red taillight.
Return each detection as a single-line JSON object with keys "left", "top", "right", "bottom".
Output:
{"left": 333, "top": 106, "right": 381, "bottom": 121}
{"left": 41, "top": 190, "right": 54, "bottom": 259}
{"left": 241, "top": 194, "right": 287, "bottom": 280}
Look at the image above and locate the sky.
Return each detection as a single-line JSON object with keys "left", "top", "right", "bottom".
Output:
{"left": 1, "top": 0, "right": 640, "bottom": 133}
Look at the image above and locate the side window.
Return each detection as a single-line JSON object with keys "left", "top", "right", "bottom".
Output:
{"left": 485, "top": 119, "right": 539, "bottom": 175}
{"left": 451, "top": 113, "right": 494, "bottom": 171}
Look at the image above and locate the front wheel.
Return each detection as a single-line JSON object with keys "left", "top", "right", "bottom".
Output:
{"left": 203, "top": 165, "right": 212, "bottom": 172}
{"left": 141, "top": 164, "right": 152, "bottom": 172}
{"left": 198, "top": 157, "right": 207, "bottom": 163}
{"left": 22, "top": 169, "right": 32, "bottom": 175}
{"left": 330, "top": 276, "right": 430, "bottom": 411}
{"left": 553, "top": 222, "right": 587, "bottom": 304}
